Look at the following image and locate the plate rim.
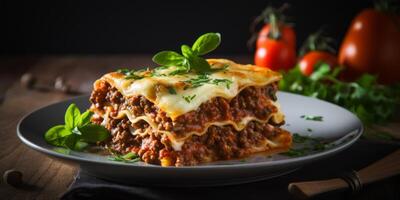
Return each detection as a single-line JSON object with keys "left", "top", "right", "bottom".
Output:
{"left": 17, "top": 92, "right": 363, "bottom": 170}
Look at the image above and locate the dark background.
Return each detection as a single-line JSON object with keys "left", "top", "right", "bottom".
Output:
{"left": 1, "top": 0, "right": 374, "bottom": 55}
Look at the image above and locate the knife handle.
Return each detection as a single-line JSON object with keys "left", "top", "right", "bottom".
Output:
{"left": 288, "top": 149, "right": 400, "bottom": 199}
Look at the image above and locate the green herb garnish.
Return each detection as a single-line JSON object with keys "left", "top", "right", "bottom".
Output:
{"left": 282, "top": 133, "right": 328, "bottom": 157}
{"left": 184, "top": 74, "right": 211, "bottom": 88}
{"left": 292, "top": 133, "right": 309, "bottom": 143}
{"left": 117, "top": 68, "right": 145, "bottom": 80}
{"left": 182, "top": 94, "right": 196, "bottom": 103}
{"left": 183, "top": 74, "right": 232, "bottom": 89}
{"left": 53, "top": 147, "right": 71, "bottom": 155}
{"left": 281, "top": 149, "right": 306, "bottom": 157}
{"left": 212, "top": 78, "right": 233, "bottom": 89}
{"left": 301, "top": 115, "right": 323, "bottom": 121}
{"left": 152, "top": 33, "right": 225, "bottom": 74}
{"left": 280, "top": 62, "right": 400, "bottom": 124}
{"left": 108, "top": 152, "right": 140, "bottom": 163}
{"left": 44, "top": 104, "right": 110, "bottom": 151}
{"left": 167, "top": 87, "right": 177, "bottom": 94}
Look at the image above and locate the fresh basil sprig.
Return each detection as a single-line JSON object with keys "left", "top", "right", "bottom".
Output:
{"left": 152, "top": 32, "right": 221, "bottom": 74}
{"left": 44, "top": 104, "right": 110, "bottom": 151}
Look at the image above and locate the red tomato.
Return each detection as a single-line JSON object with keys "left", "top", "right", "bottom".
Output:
{"left": 299, "top": 51, "right": 338, "bottom": 76}
{"left": 255, "top": 40, "right": 296, "bottom": 71}
{"left": 257, "top": 24, "right": 296, "bottom": 49}
{"left": 338, "top": 9, "right": 400, "bottom": 84}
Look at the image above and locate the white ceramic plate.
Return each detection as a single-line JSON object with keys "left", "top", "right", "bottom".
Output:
{"left": 17, "top": 92, "right": 363, "bottom": 186}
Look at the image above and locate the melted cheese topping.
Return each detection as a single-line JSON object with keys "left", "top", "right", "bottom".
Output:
{"left": 94, "top": 59, "right": 287, "bottom": 151}
{"left": 97, "top": 59, "right": 282, "bottom": 120}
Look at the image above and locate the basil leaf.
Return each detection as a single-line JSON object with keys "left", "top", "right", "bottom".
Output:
{"left": 44, "top": 125, "right": 69, "bottom": 146}
{"left": 79, "top": 110, "right": 93, "bottom": 127}
{"left": 152, "top": 33, "right": 223, "bottom": 75}
{"left": 64, "top": 134, "right": 79, "bottom": 149}
{"left": 152, "top": 51, "right": 186, "bottom": 67}
{"left": 74, "top": 141, "right": 89, "bottom": 151}
{"left": 65, "top": 104, "right": 81, "bottom": 130}
{"left": 45, "top": 103, "right": 111, "bottom": 151}
{"left": 79, "top": 124, "right": 110, "bottom": 143}
{"left": 189, "top": 56, "right": 211, "bottom": 73}
{"left": 192, "top": 33, "right": 221, "bottom": 56}
{"left": 72, "top": 126, "right": 82, "bottom": 135}
{"left": 53, "top": 147, "right": 70, "bottom": 155}
{"left": 181, "top": 44, "right": 194, "bottom": 58}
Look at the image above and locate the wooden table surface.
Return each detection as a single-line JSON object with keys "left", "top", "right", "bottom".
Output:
{"left": 0, "top": 55, "right": 398, "bottom": 199}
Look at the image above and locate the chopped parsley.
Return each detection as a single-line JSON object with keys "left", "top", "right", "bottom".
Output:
{"left": 108, "top": 152, "right": 140, "bottom": 163}
{"left": 182, "top": 94, "right": 196, "bottom": 103}
{"left": 117, "top": 68, "right": 145, "bottom": 80}
{"left": 281, "top": 149, "right": 306, "bottom": 157}
{"left": 281, "top": 133, "right": 328, "bottom": 157}
{"left": 212, "top": 78, "right": 233, "bottom": 89}
{"left": 183, "top": 74, "right": 232, "bottom": 89}
{"left": 307, "top": 128, "right": 313, "bottom": 132}
{"left": 301, "top": 115, "right": 323, "bottom": 121}
{"left": 292, "top": 133, "right": 309, "bottom": 143}
{"left": 184, "top": 74, "right": 211, "bottom": 88}
{"left": 167, "top": 87, "right": 177, "bottom": 95}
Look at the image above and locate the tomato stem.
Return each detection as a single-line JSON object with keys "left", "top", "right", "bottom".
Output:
{"left": 299, "top": 30, "right": 336, "bottom": 56}
{"left": 248, "top": 4, "right": 290, "bottom": 48}
{"left": 268, "top": 13, "right": 281, "bottom": 40}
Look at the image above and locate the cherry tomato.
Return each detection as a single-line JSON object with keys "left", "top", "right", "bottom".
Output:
{"left": 255, "top": 40, "right": 296, "bottom": 71}
{"left": 299, "top": 51, "right": 338, "bottom": 76}
{"left": 339, "top": 9, "right": 400, "bottom": 84}
{"left": 257, "top": 24, "right": 296, "bottom": 49}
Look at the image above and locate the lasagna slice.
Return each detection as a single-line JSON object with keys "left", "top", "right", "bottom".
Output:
{"left": 90, "top": 59, "right": 292, "bottom": 166}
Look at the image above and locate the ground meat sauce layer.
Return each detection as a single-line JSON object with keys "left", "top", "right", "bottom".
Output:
{"left": 90, "top": 80, "right": 280, "bottom": 136}
{"left": 92, "top": 114, "right": 290, "bottom": 166}
{"left": 90, "top": 80, "right": 289, "bottom": 166}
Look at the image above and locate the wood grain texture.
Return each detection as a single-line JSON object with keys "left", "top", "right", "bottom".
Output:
{"left": 358, "top": 150, "right": 400, "bottom": 184}
{"left": 288, "top": 178, "right": 347, "bottom": 199}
